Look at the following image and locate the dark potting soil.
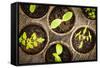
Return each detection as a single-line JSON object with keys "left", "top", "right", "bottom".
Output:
{"left": 49, "top": 7, "right": 75, "bottom": 33}
{"left": 45, "top": 43, "right": 72, "bottom": 63}
{"left": 20, "top": 3, "right": 49, "bottom": 18}
{"left": 19, "top": 24, "right": 47, "bottom": 55}
{"left": 72, "top": 27, "right": 96, "bottom": 53}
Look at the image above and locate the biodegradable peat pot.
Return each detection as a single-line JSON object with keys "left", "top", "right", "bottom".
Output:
{"left": 45, "top": 41, "right": 72, "bottom": 63}
{"left": 82, "top": 8, "right": 96, "bottom": 20}
{"left": 19, "top": 24, "right": 49, "bottom": 55}
{"left": 70, "top": 25, "right": 96, "bottom": 54}
{"left": 47, "top": 7, "right": 75, "bottom": 36}
{"left": 20, "top": 3, "right": 49, "bottom": 19}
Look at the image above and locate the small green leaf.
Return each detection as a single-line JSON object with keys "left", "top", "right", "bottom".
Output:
{"left": 83, "top": 26, "right": 88, "bottom": 35}
{"left": 37, "top": 37, "right": 45, "bottom": 43}
{"left": 22, "top": 32, "right": 27, "bottom": 40}
{"left": 33, "top": 41, "right": 38, "bottom": 47}
{"left": 22, "top": 40, "right": 26, "bottom": 46}
{"left": 86, "top": 36, "right": 89, "bottom": 42}
{"left": 52, "top": 53, "right": 62, "bottom": 62}
{"left": 31, "top": 33, "right": 37, "bottom": 40}
{"left": 75, "top": 31, "right": 81, "bottom": 38}
{"left": 26, "top": 43, "right": 33, "bottom": 49}
{"left": 78, "top": 35, "right": 81, "bottom": 41}
{"left": 62, "top": 11, "right": 73, "bottom": 21}
{"left": 88, "top": 31, "right": 92, "bottom": 42}
{"left": 50, "top": 19, "right": 62, "bottom": 29}
{"left": 82, "top": 35, "right": 86, "bottom": 40}
{"left": 29, "top": 5, "right": 36, "bottom": 13}
{"left": 26, "top": 45, "right": 30, "bottom": 49}
{"left": 79, "top": 41, "right": 83, "bottom": 49}
{"left": 56, "top": 44, "right": 63, "bottom": 55}
{"left": 19, "top": 36, "right": 23, "bottom": 43}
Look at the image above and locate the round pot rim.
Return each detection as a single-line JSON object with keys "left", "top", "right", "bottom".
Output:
{"left": 19, "top": 22, "right": 49, "bottom": 56}
{"left": 20, "top": 5, "right": 50, "bottom": 21}
{"left": 47, "top": 6, "right": 76, "bottom": 36}
{"left": 70, "top": 25, "right": 96, "bottom": 55}
{"left": 44, "top": 41, "right": 73, "bottom": 62}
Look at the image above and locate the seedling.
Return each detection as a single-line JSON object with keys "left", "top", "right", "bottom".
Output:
{"left": 19, "top": 32, "right": 45, "bottom": 49}
{"left": 50, "top": 11, "right": 73, "bottom": 29}
{"left": 29, "top": 4, "right": 36, "bottom": 13}
{"left": 84, "top": 8, "right": 96, "bottom": 19}
{"left": 75, "top": 26, "right": 92, "bottom": 49}
{"left": 52, "top": 44, "right": 63, "bottom": 62}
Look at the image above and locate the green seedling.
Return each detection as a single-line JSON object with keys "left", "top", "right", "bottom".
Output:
{"left": 29, "top": 5, "right": 36, "bottom": 13}
{"left": 50, "top": 11, "right": 73, "bottom": 29}
{"left": 75, "top": 26, "right": 92, "bottom": 49}
{"left": 85, "top": 8, "right": 96, "bottom": 19}
{"left": 52, "top": 44, "right": 63, "bottom": 62}
{"left": 19, "top": 32, "right": 45, "bottom": 49}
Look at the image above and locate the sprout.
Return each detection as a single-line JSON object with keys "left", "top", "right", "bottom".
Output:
{"left": 75, "top": 26, "right": 93, "bottom": 49}
{"left": 52, "top": 44, "right": 63, "bottom": 62}
{"left": 50, "top": 11, "right": 73, "bottom": 29}
{"left": 19, "top": 32, "right": 45, "bottom": 49}
{"left": 85, "top": 8, "right": 96, "bottom": 19}
{"left": 29, "top": 5, "right": 36, "bottom": 13}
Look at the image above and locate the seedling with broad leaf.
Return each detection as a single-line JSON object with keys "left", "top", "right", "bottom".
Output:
{"left": 19, "top": 32, "right": 45, "bottom": 49}
{"left": 52, "top": 44, "right": 63, "bottom": 62}
{"left": 50, "top": 11, "right": 73, "bottom": 29}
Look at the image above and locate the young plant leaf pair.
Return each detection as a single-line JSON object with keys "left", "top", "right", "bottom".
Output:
{"left": 50, "top": 11, "right": 73, "bottom": 29}
{"left": 52, "top": 44, "right": 63, "bottom": 62}
{"left": 19, "top": 32, "right": 45, "bottom": 49}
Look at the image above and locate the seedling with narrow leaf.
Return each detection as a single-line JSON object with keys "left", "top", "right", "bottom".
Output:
{"left": 75, "top": 26, "right": 92, "bottom": 49}
{"left": 50, "top": 11, "right": 73, "bottom": 29}
{"left": 19, "top": 32, "right": 45, "bottom": 49}
{"left": 52, "top": 44, "right": 63, "bottom": 62}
